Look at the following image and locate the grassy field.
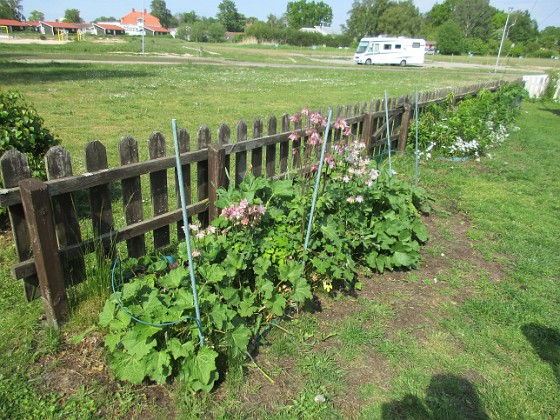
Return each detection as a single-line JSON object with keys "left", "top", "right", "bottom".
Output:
{"left": 0, "top": 42, "right": 559, "bottom": 418}
{"left": 1, "top": 39, "right": 526, "bottom": 172}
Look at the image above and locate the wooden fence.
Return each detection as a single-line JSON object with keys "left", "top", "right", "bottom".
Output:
{"left": 0, "top": 80, "right": 506, "bottom": 327}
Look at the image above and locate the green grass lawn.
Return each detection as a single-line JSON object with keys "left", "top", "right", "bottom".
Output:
{"left": 0, "top": 43, "right": 559, "bottom": 418}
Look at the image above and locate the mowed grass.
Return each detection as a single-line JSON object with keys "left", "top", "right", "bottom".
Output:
{"left": 0, "top": 39, "right": 520, "bottom": 172}
{"left": 0, "top": 43, "right": 559, "bottom": 417}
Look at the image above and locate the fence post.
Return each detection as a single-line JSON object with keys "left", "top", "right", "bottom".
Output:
{"left": 19, "top": 178, "right": 68, "bottom": 328}
{"left": 208, "top": 142, "right": 226, "bottom": 221}
{"left": 398, "top": 102, "right": 413, "bottom": 154}
{"left": 0, "top": 150, "right": 38, "bottom": 300}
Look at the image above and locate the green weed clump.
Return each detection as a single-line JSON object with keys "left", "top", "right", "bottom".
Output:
{"left": 409, "top": 83, "right": 528, "bottom": 159}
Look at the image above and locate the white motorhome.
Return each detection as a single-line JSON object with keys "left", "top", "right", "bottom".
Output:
{"left": 354, "top": 36, "right": 426, "bottom": 66}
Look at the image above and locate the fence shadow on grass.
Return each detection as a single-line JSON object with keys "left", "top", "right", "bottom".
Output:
{"left": 381, "top": 373, "right": 489, "bottom": 420}
{"left": 0, "top": 61, "right": 151, "bottom": 85}
{"left": 521, "top": 323, "right": 560, "bottom": 384}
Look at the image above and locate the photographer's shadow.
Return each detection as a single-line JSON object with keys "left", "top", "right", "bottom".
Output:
{"left": 381, "top": 373, "right": 488, "bottom": 419}
{"left": 521, "top": 323, "right": 560, "bottom": 384}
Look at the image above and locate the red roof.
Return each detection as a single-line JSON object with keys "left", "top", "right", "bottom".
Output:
{"left": 26, "top": 21, "right": 41, "bottom": 27}
{"left": 121, "top": 9, "right": 161, "bottom": 27}
{"left": 94, "top": 23, "right": 123, "bottom": 31}
{"left": 41, "top": 21, "right": 80, "bottom": 29}
{"left": 0, "top": 19, "right": 25, "bottom": 26}
{"left": 145, "top": 25, "right": 170, "bottom": 33}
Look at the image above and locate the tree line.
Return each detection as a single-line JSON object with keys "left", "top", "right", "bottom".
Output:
{"left": 1, "top": 0, "right": 558, "bottom": 56}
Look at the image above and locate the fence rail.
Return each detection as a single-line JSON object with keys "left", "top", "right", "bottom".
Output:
{"left": 0, "top": 80, "right": 507, "bottom": 327}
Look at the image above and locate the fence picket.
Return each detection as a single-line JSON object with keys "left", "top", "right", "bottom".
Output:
{"left": 46, "top": 146, "right": 86, "bottom": 283}
{"left": 197, "top": 126, "right": 211, "bottom": 226}
{"left": 176, "top": 128, "right": 191, "bottom": 240}
{"left": 235, "top": 120, "right": 248, "bottom": 186}
{"left": 266, "top": 116, "right": 277, "bottom": 178}
{"left": 119, "top": 137, "right": 146, "bottom": 258}
{"left": 148, "top": 132, "right": 170, "bottom": 249}
{"left": 252, "top": 118, "right": 263, "bottom": 176}
{"left": 0, "top": 150, "right": 38, "bottom": 300}
{"left": 85, "top": 140, "right": 114, "bottom": 255}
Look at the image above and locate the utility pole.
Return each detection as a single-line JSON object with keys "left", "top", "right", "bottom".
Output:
{"left": 494, "top": 8, "right": 512, "bottom": 73}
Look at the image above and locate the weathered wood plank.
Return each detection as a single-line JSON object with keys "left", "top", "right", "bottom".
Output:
{"left": 235, "top": 120, "right": 248, "bottom": 186}
{"left": 119, "top": 137, "right": 146, "bottom": 258}
{"left": 176, "top": 128, "right": 190, "bottom": 240}
{"left": 11, "top": 201, "right": 208, "bottom": 280}
{"left": 46, "top": 146, "right": 86, "bottom": 285}
{"left": 208, "top": 143, "right": 226, "bottom": 221}
{"left": 251, "top": 118, "right": 263, "bottom": 177}
{"left": 280, "top": 114, "right": 290, "bottom": 174}
{"left": 266, "top": 116, "right": 277, "bottom": 179}
{"left": 197, "top": 126, "right": 211, "bottom": 226}
{"left": 85, "top": 140, "right": 114, "bottom": 256}
{"left": 217, "top": 123, "right": 231, "bottom": 191}
{"left": 0, "top": 150, "right": 38, "bottom": 300}
{"left": 148, "top": 132, "right": 170, "bottom": 249}
{"left": 19, "top": 178, "right": 68, "bottom": 328}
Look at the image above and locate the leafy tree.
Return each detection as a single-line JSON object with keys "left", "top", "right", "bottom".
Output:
{"left": 93, "top": 16, "right": 117, "bottom": 23}
{"left": 426, "top": 0, "right": 456, "bottom": 27}
{"left": 217, "top": 0, "right": 245, "bottom": 32}
{"left": 267, "top": 14, "right": 287, "bottom": 27}
{"left": 508, "top": 10, "right": 538, "bottom": 44}
{"left": 63, "top": 9, "right": 83, "bottom": 23}
{"left": 190, "top": 21, "right": 208, "bottom": 42}
{"left": 150, "top": 0, "right": 174, "bottom": 28}
{"left": 539, "top": 26, "right": 560, "bottom": 52}
{"left": 437, "top": 20, "right": 464, "bottom": 54}
{"left": 453, "top": 0, "right": 493, "bottom": 38}
{"left": 208, "top": 22, "right": 227, "bottom": 42}
{"left": 344, "top": 0, "right": 390, "bottom": 39}
{"left": 285, "top": 0, "right": 333, "bottom": 29}
{"left": 0, "top": 0, "right": 24, "bottom": 20}
{"left": 377, "top": 0, "right": 422, "bottom": 37}
{"left": 176, "top": 11, "right": 198, "bottom": 25}
{"left": 28, "top": 10, "right": 44, "bottom": 21}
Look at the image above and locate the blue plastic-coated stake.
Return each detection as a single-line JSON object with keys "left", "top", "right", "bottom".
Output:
{"left": 172, "top": 119, "right": 205, "bottom": 347}
{"left": 304, "top": 108, "right": 333, "bottom": 252}
{"left": 384, "top": 90, "right": 393, "bottom": 177}
{"left": 415, "top": 87, "right": 419, "bottom": 186}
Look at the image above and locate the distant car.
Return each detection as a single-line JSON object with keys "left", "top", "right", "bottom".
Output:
{"left": 425, "top": 49, "right": 435, "bottom": 55}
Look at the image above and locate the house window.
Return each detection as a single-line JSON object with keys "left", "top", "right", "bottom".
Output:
{"left": 412, "top": 42, "right": 421, "bottom": 48}
{"left": 395, "top": 44, "right": 402, "bottom": 49}
{"left": 383, "top": 44, "right": 392, "bottom": 51}
{"left": 137, "top": 18, "right": 144, "bottom": 26}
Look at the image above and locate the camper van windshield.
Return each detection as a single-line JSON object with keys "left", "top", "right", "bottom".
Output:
{"left": 356, "top": 41, "right": 369, "bottom": 54}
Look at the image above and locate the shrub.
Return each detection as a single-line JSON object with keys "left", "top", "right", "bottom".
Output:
{"left": 0, "top": 90, "right": 60, "bottom": 184}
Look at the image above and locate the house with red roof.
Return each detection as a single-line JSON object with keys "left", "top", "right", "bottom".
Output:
{"left": 40, "top": 21, "right": 79, "bottom": 36}
{"left": 0, "top": 18, "right": 27, "bottom": 32}
{"left": 26, "top": 21, "right": 41, "bottom": 32}
{"left": 93, "top": 23, "right": 126, "bottom": 36}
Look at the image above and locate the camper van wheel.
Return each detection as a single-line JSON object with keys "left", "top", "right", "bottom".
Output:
{"left": 399, "top": 60, "right": 407, "bottom": 67}
{"left": 365, "top": 59, "right": 372, "bottom": 65}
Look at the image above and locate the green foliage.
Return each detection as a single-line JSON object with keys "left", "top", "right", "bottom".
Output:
{"left": 0, "top": 90, "right": 61, "bottom": 182}
{"left": 0, "top": 0, "right": 23, "bottom": 21}
{"left": 244, "top": 22, "right": 351, "bottom": 47}
{"left": 437, "top": 21, "right": 464, "bottom": 55}
{"left": 99, "top": 128, "right": 429, "bottom": 389}
{"left": 285, "top": 0, "right": 333, "bottom": 29}
{"left": 409, "top": 83, "right": 527, "bottom": 159}
{"left": 217, "top": 0, "right": 245, "bottom": 32}
{"left": 377, "top": 0, "right": 423, "bottom": 38}
{"left": 150, "top": 0, "right": 175, "bottom": 29}
{"left": 63, "top": 8, "right": 83, "bottom": 23}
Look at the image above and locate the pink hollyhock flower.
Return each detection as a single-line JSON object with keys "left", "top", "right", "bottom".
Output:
{"left": 356, "top": 195, "right": 364, "bottom": 203}
{"left": 347, "top": 196, "right": 355, "bottom": 203}
{"left": 289, "top": 131, "right": 299, "bottom": 141}
{"left": 192, "top": 250, "right": 201, "bottom": 257}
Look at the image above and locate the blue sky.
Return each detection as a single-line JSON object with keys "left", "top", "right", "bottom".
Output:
{"left": 20, "top": 0, "right": 560, "bottom": 30}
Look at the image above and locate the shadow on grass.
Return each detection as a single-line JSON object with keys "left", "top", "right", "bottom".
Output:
{"left": 538, "top": 106, "right": 560, "bottom": 117}
{"left": 0, "top": 61, "right": 151, "bottom": 85}
{"left": 521, "top": 323, "right": 560, "bottom": 384}
{"left": 381, "top": 374, "right": 489, "bottom": 419}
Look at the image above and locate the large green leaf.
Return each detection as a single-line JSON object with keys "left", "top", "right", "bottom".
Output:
{"left": 290, "top": 276, "right": 312, "bottom": 303}
{"left": 110, "top": 351, "right": 147, "bottom": 385}
{"left": 227, "top": 324, "right": 252, "bottom": 357}
{"left": 168, "top": 338, "right": 195, "bottom": 360}
{"left": 180, "top": 346, "right": 219, "bottom": 392}
{"left": 158, "top": 267, "right": 188, "bottom": 289}
{"left": 392, "top": 251, "right": 415, "bottom": 267}
{"left": 99, "top": 299, "right": 115, "bottom": 327}
{"left": 145, "top": 349, "right": 172, "bottom": 384}
{"left": 198, "top": 264, "right": 227, "bottom": 284}
{"left": 121, "top": 325, "right": 159, "bottom": 358}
